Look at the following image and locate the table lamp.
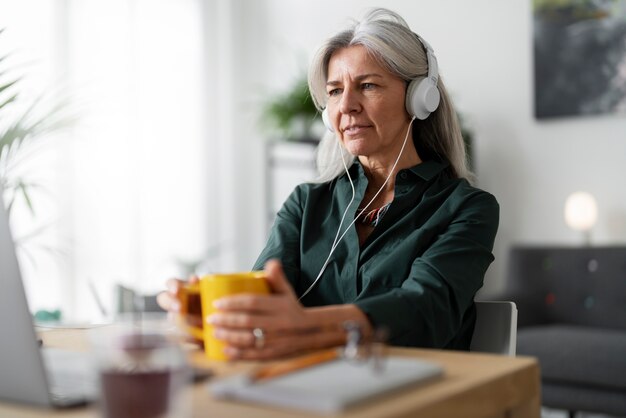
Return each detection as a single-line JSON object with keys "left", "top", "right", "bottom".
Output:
{"left": 564, "top": 191, "right": 598, "bottom": 245}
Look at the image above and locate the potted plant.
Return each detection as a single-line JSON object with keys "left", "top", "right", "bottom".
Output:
{"left": 457, "top": 111, "right": 474, "bottom": 171}
{"left": 261, "top": 76, "right": 322, "bottom": 143}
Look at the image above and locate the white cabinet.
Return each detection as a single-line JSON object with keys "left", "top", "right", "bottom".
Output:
{"left": 264, "top": 141, "right": 317, "bottom": 230}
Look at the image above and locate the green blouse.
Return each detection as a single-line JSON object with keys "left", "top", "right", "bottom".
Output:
{"left": 253, "top": 160, "right": 499, "bottom": 350}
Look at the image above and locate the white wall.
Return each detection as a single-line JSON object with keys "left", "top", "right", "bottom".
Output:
{"left": 230, "top": 0, "right": 626, "bottom": 295}
{"left": 205, "top": 0, "right": 272, "bottom": 272}
{"left": 3, "top": 0, "right": 624, "bottom": 318}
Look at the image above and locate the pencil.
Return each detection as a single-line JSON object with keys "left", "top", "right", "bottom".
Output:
{"left": 251, "top": 348, "right": 340, "bottom": 382}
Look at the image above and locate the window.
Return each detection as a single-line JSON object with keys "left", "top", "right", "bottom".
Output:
{"left": 1, "top": 0, "right": 210, "bottom": 321}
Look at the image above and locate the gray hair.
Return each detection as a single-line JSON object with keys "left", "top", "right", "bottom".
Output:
{"left": 308, "top": 8, "right": 472, "bottom": 183}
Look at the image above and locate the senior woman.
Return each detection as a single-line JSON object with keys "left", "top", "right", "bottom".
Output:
{"left": 159, "top": 7, "right": 499, "bottom": 360}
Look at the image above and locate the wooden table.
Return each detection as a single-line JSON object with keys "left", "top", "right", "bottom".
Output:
{"left": 0, "top": 328, "right": 540, "bottom": 418}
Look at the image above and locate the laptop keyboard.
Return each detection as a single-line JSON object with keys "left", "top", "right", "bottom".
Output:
{"left": 48, "top": 369, "right": 98, "bottom": 394}
{"left": 49, "top": 390, "right": 90, "bottom": 408}
{"left": 42, "top": 348, "right": 99, "bottom": 406}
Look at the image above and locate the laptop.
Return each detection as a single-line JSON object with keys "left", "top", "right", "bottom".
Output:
{"left": 0, "top": 186, "right": 97, "bottom": 407}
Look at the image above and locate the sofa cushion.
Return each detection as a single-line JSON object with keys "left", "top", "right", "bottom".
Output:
{"left": 517, "top": 325, "right": 626, "bottom": 390}
{"left": 542, "top": 381, "right": 626, "bottom": 416}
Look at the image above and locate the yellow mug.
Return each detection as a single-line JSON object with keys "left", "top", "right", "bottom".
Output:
{"left": 177, "top": 271, "right": 269, "bottom": 360}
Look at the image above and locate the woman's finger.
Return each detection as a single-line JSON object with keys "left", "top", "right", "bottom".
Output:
{"left": 207, "top": 312, "right": 256, "bottom": 329}
{"left": 213, "top": 327, "right": 256, "bottom": 348}
{"left": 213, "top": 293, "right": 287, "bottom": 313}
{"left": 207, "top": 310, "right": 302, "bottom": 331}
{"left": 160, "top": 277, "right": 197, "bottom": 312}
{"left": 165, "top": 277, "right": 186, "bottom": 294}
{"left": 157, "top": 291, "right": 179, "bottom": 312}
{"left": 213, "top": 326, "right": 312, "bottom": 349}
{"left": 225, "top": 328, "right": 344, "bottom": 361}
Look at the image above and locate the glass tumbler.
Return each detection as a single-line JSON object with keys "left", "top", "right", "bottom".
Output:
{"left": 91, "top": 319, "right": 191, "bottom": 418}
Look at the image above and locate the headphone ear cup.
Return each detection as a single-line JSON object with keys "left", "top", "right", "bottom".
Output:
{"left": 405, "top": 77, "right": 440, "bottom": 120}
{"left": 322, "top": 108, "right": 334, "bottom": 132}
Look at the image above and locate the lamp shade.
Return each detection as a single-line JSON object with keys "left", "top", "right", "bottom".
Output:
{"left": 564, "top": 191, "right": 598, "bottom": 232}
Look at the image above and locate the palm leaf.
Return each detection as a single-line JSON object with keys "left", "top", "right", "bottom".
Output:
{"left": 17, "top": 180, "right": 35, "bottom": 215}
{"left": 0, "top": 91, "right": 18, "bottom": 109}
{"left": 0, "top": 27, "right": 78, "bottom": 275}
{"left": 0, "top": 28, "right": 74, "bottom": 217}
{"left": 0, "top": 27, "right": 74, "bottom": 275}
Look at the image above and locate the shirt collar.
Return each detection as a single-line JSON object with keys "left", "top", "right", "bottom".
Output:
{"left": 406, "top": 160, "right": 449, "bottom": 181}
{"left": 345, "top": 159, "right": 449, "bottom": 181}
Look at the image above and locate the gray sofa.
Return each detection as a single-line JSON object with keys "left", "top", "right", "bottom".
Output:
{"left": 503, "top": 246, "right": 626, "bottom": 417}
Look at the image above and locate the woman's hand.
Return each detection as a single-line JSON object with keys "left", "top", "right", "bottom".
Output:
{"left": 157, "top": 275, "right": 203, "bottom": 343}
{"left": 207, "top": 260, "right": 346, "bottom": 360}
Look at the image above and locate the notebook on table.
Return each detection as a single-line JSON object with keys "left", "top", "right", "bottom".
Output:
{"left": 0, "top": 185, "right": 97, "bottom": 408}
{"left": 211, "top": 355, "right": 444, "bottom": 414}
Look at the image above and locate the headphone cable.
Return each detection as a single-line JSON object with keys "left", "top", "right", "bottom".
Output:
{"left": 298, "top": 116, "right": 416, "bottom": 301}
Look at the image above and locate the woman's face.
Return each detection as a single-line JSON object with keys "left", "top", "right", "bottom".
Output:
{"left": 326, "top": 45, "right": 411, "bottom": 160}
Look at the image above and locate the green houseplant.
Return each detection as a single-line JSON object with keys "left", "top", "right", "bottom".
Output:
{"left": 0, "top": 28, "right": 70, "bottom": 217}
{"left": 457, "top": 111, "right": 474, "bottom": 171}
{"left": 261, "top": 76, "right": 321, "bottom": 143}
{"left": 1, "top": 28, "right": 75, "bottom": 322}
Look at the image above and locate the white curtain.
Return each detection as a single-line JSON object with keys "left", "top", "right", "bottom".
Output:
{"left": 1, "top": 0, "right": 212, "bottom": 321}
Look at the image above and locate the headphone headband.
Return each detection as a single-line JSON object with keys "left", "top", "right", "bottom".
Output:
{"left": 416, "top": 35, "right": 439, "bottom": 86}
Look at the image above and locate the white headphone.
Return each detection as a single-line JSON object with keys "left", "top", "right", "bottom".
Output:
{"left": 322, "top": 34, "right": 440, "bottom": 132}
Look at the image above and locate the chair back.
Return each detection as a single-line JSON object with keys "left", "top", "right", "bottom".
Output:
{"left": 115, "top": 284, "right": 164, "bottom": 314}
{"left": 470, "top": 301, "right": 518, "bottom": 356}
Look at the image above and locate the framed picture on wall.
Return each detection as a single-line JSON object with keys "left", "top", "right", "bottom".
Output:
{"left": 533, "top": 0, "right": 626, "bottom": 119}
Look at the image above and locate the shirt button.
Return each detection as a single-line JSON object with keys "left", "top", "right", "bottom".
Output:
{"left": 400, "top": 172, "right": 408, "bottom": 179}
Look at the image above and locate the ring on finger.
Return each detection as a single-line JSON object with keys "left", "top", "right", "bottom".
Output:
{"left": 252, "top": 327, "right": 265, "bottom": 349}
